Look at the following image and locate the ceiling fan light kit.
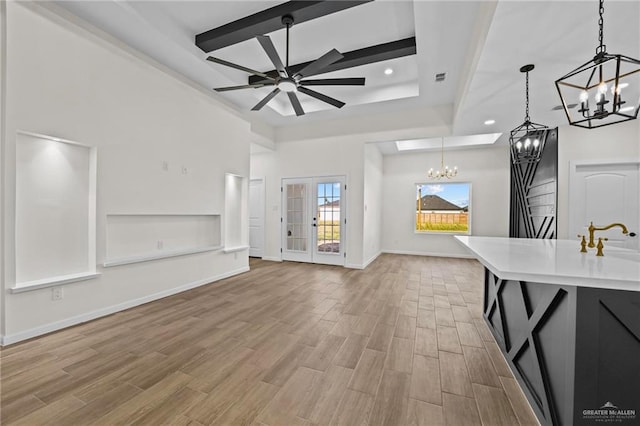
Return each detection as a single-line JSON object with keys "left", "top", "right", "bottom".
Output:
{"left": 555, "top": 0, "right": 640, "bottom": 129}
{"left": 206, "top": 14, "right": 366, "bottom": 116}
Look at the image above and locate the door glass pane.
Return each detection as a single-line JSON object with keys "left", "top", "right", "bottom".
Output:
{"left": 317, "top": 182, "right": 341, "bottom": 253}
{"left": 287, "top": 184, "right": 307, "bottom": 252}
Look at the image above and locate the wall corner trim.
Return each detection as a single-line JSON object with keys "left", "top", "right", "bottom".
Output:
{"left": 362, "top": 251, "right": 382, "bottom": 269}
{"left": 0, "top": 266, "right": 249, "bottom": 346}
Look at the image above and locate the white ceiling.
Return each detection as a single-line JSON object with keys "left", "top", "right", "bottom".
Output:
{"left": 54, "top": 0, "right": 640, "bottom": 148}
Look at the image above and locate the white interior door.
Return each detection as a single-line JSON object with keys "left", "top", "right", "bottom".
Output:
{"left": 249, "top": 178, "right": 265, "bottom": 258}
{"left": 569, "top": 161, "right": 639, "bottom": 250}
{"left": 282, "top": 176, "right": 346, "bottom": 266}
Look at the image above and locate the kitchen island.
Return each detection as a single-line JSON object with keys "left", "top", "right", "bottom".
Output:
{"left": 455, "top": 236, "right": 640, "bottom": 426}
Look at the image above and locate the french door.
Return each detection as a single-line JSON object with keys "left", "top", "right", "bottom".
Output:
{"left": 282, "top": 176, "right": 346, "bottom": 266}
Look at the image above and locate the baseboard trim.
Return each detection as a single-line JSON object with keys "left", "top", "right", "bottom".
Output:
{"left": 345, "top": 263, "right": 364, "bottom": 269}
{"left": 0, "top": 266, "right": 249, "bottom": 346}
{"left": 261, "top": 256, "right": 282, "bottom": 262}
{"left": 381, "top": 249, "right": 474, "bottom": 259}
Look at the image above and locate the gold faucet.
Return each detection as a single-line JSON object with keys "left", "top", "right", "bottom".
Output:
{"left": 587, "top": 222, "right": 628, "bottom": 248}
{"left": 578, "top": 234, "right": 588, "bottom": 253}
{"left": 596, "top": 238, "right": 607, "bottom": 256}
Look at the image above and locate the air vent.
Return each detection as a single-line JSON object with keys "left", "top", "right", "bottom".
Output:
{"left": 435, "top": 72, "right": 446, "bottom": 82}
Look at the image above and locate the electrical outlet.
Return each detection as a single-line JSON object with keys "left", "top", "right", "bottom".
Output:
{"left": 181, "top": 166, "right": 188, "bottom": 175}
{"left": 51, "top": 287, "right": 63, "bottom": 301}
{"left": 157, "top": 240, "right": 163, "bottom": 249}
{"left": 162, "top": 161, "right": 169, "bottom": 171}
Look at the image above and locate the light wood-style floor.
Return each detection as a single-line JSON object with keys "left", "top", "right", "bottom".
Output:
{"left": 1, "top": 254, "right": 540, "bottom": 425}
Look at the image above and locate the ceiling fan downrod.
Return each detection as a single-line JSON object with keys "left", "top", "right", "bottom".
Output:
{"left": 282, "top": 15, "right": 294, "bottom": 69}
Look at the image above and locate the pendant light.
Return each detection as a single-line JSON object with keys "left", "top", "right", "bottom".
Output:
{"left": 428, "top": 138, "right": 457, "bottom": 179}
{"left": 510, "top": 64, "right": 549, "bottom": 165}
{"left": 555, "top": 0, "right": 640, "bottom": 129}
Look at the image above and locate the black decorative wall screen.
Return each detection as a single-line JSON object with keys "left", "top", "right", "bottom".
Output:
{"left": 510, "top": 128, "right": 558, "bottom": 238}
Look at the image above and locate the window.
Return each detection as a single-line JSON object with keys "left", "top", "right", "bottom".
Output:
{"left": 415, "top": 183, "right": 471, "bottom": 234}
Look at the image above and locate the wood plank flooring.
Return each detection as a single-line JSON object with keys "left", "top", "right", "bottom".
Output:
{"left": 0, "top": 254, "right": 540, "bottom": 425}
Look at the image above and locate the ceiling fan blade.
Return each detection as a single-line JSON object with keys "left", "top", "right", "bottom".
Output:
{"left": 214, "top": 83, "right": 274, "bottom": 92}
{"left": 251, "top": 88, "right": 281, "bottom": 111}
{"left": 294, "top": 49, "right": 344, "bottom": 79}
{"left": 287, "top": 92, "right": 305, "bottom": 116}
{"left": 298, "top": 86, "right": 345, "bottom": 109}
{"left": 300, "top": 78, "right": 365, "bottom": 86}
{"left": 206, "top": 56, "right": 273, "bottom": 80}
{"left": 257, "top": 36, "right": 288, "bottom": 77}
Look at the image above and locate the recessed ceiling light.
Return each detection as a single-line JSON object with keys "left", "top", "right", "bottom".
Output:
{"left": 384, "top": 68, "right": 393, "bottom": 76}
{"left": 484, "top": 119, "right": 495, "bottom": 125}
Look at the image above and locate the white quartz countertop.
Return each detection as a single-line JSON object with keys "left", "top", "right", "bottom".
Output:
{"left": 455, "top": 236, "right": 640, "bottom": 292}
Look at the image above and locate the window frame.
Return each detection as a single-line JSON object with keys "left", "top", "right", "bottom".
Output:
{"left": 414, "top": 182, "right": 472, "bottom": 235}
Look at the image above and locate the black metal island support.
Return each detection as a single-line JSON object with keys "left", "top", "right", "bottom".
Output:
{"left": 455, "top": 236, "right": 640, "bottom": 426}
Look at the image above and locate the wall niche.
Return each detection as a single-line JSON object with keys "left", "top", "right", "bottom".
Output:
{"left": 13, "top": 131, "right": 98, "bottom": 292}
{"left": 224, "top": 173, "right": 248, "bottom": 252}
{"left": 104, "top": 214, "right": 222, "bottom": 267}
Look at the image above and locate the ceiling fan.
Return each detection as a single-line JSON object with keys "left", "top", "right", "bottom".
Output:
{"left": 206, "top": 15, "right": 366, "bottom": 116}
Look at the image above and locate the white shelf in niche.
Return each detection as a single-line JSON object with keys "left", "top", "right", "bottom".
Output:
{"left": 104, "top": 246, "right": 222, "bottom": 267}
{"left": 11, "top": 272, "right": 101, "bottom": 294}
{"left": 104, "top": 214, "right": 222, "bottom": 267}
{"left": 223, "top": 245, "right": 249, "bottom": 254}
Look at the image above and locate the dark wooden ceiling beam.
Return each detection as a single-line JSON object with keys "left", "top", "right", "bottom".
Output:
{"left": 248, "top": 37, "right": 417, "bottom": 83}
{"left": 196, "top": 1, "right": 372, "bottom": 53}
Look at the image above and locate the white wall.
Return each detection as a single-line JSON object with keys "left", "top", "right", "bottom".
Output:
{"left": 0, "top": 0, "right": 7, "bottom": 339}
{"left": 251, "top": 136, "right": 367, "bottom": 268}
{"left": 362, "top": 144, "right": 383, "bottom": 266}
{"left": 556, "top": 120, "right": 640, "bottom": 239}
{"left": 2, "top": 3, "right": 250, "bottom": 343}
{"left": 382, "top": 144, "right": 510, "bottom": 257}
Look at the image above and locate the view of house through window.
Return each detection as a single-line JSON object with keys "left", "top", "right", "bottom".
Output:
{"left": 317, "top": 182, "right": 341, "bottom": 252}
{"left": 416, "top": 183, "right": 471, "bottom": 233}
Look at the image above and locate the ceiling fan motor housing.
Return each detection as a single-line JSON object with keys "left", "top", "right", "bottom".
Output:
{"left": 278, "top": 79, "right": 298, "bottom": 92}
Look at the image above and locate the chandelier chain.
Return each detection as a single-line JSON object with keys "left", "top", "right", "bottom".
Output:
{"left": 598, "top": 0, "right": 604, "bottom": 52}
{"left": 524, "top": 70, "right": 530, "bottom": 123}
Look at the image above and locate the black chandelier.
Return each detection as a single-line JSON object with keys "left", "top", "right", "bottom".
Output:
{"left": 555, "top": 0, "right": 640, "bottom": 129}
{"left": 510, "top": 64, "right": 548, "bottom": 164}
